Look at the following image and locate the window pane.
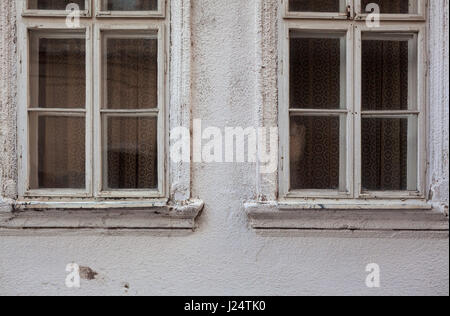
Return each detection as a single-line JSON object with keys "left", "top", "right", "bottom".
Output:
{"left": 28, "top": 0, "right": 86, "bottom": 10}
{"left": 290, "top": 116, "right": 345, "bottom": 190}
{"left": 362, "top": 36, "right": 416, "bottom": 111}
{"left": 289, "top": 0, "right": 344, "bottom": 12}
{"left": 104, "top": 35, "right": 158, "bottom": 109}
{"left": 290, "top": 32, "right": 346, "bottom": 109}
{"left": 102, "top": 0, "right": 158, "bottom": 11}
{"left": 361, "top": 117, "right": 418, "bottom": 191}
{"left": 30, "top": 114, "right": 85, "bottom": 189}
{"left": 361, "top": 0, "right": 418, "bottom": 14}
{"left": 104, "top": 116, "right": 158, "bottom": 190}
{"left": 30, "top": 35, "right": 86, "bottom": 109}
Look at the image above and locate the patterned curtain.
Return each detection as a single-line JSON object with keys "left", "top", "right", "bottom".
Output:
{"left": 106, "top": 0, "right": 158, "bottom": 11}
{"left": 361, "top": 0, "right": 410, "bottom": 14}
{"left": 39, "top": 39, "right": 85, "bottom": 109}
{"left": 106, "top": 38, "right": 157, "bottom": 110}
{"left": 105, "top": 38, "right": 158, "bottom": 189}
{"left": 290, "top": 116, "right": 340, "bottom": 190}
{"left": 37, "top": 38, "right": 86, "bottom": 189}
{"left": 107, "top": 117, "right": 158, "bottom": 189}
{"left": 362, "top": 41, "right": 409, "bottom": 111}
{"left": 288, "top": 0, "right": 410, "bottom": 13}
{"left": 38, "top": 116, "right": 85, "bottom": 189}
{"left": 290, "top": 38, "right": 341, "bottom": 110}
{"left": 289, "top": 36, "right": 409, "bottom": 191}
{"left": 361, "top": 40, "right": 409, "bottom": 191}
{"left": 289, "top": 38, "right": 341, "bottom": 190}
{"left": 35, "top": 0, "right": 85, "bottom": 10}
{"left": 289, "top": 0, "right": 341, "bottom": 12}
{"left": 361, "top": 119, "right": 408, "bottom": 191}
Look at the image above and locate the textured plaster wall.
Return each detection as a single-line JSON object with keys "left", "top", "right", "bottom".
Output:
{"left": 0, "top": 0, "right": 449, "bottom": 296}
{"left": 428, "top": 0, "right": 449, "bottom": 214}
{"left": 0, "top": 0, "right": 17, "bottom": 204}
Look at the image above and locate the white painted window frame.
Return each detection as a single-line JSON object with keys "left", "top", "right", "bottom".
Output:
{"left": 18, "top": 23, "right": 94, "bottom": 199}
{"left": 23, "top": 0, "right": 92, "bottom": 17}
{"left": 279, "top": 2, "right": 428, "bottom": 202}
{"left": 17, "top": 1, "right": 169, "bottom": 201}
{"left": 279, "top": 20, "right": 354, "bottom": 199}
{"left": 354, "top": 23, "right": 427, "bottom": 200}
{"left": 282, "top": 0, "right": 427, "bottom": 21}
{"left": 94, "top": 22, "right": 167, "bottom": 199}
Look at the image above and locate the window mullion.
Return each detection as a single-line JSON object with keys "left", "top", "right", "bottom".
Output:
{"left": 353, "top": 24, "right": 362, "bottom": 198}
{"left": 93, "top": 25, "right": 102, "bottom": 198}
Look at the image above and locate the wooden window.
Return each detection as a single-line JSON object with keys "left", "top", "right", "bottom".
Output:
{"left": 280, "top": 0, "right": 427, "bottom": 200}
{"left": 18, "top": 0, "right": 167, "bottom": 199}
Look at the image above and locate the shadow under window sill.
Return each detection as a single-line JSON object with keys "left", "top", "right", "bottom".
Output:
{"left": 0, "top": 199, "right": 204, "bottom": 231}
{"left": 245, "top": 201, "right": 449, "bottom": 238}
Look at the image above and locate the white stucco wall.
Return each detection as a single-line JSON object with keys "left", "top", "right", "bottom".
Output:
{"left": 0, "top": 0, "right": 449, "bottom": 296}
{"left": 428, "top": 0, "right": 450, "bottom": 215}
{"left": 0, "top": 0, "right": 17, "bottom": 203}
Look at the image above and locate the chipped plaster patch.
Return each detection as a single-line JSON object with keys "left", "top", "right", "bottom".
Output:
{"left": 79, "top": 266, "right": 98, "bottom": 281}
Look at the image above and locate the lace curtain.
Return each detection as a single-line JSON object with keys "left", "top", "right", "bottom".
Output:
{"left": 105, "top": 38, "right": 158, "bottom": 189}
{"left": 35, "top": 37, "right": 158, "bottom": 190}
{"left": 361, "top": 0, "right": 411, "bottom": 14}
{"left": 36, "top": 38, "right": 86, "bottom": 189}
{"left": 288, "top": 0, "right": 411, "bottom": 13}
{"left": 289, "top": 0, "right": 341, "bottom": 12}
{"left": 290, "top": 38, "right": 341, "bottom": 190}
{"left": 105, "top": 0, "right": 158, "bottom": 11}
{"left": 32, "top": 0, "right": 85, "bottom": 10}
{"left": 361, "top": 40, "right": 409, "bottom": 191}
{"left": 289, "top": 37, "right": 409, "bottom": 191}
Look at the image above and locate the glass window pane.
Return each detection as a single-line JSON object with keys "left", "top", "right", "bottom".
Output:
{"left": 102, "top": 0, "right": 158, "bottom": 11}
{"left": 361, "top": 117, "right": 418, "bottom": 191}
{"left": 104, "top": 116, "right": 158, "bottom": 190}
{"left": 290, "top": 116, "right": 345, "bottom": 190}
{"left": 28, "top": 0, "right": 86, "bottom": 10}
{"left": 30, "top": 114, "right": 86, "bottom": 189}
{"left": 362, "top": 35, "right": 416, "bottom": 111}
{"left": 361, "top": 0, "right": 418, "bottom": 14}
{"left": 290, "top": 32, "right": 346, "bottom": 109}
{"left": 104, "top": 35, "right": 158, "bottom": 109}
{"left": 289, "top": 0, "right": 345, "bottom": 12}
{"left": 30, "top": 34, "right": 86, "bottom": 109}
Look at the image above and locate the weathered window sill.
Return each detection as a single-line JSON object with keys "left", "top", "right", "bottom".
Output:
{"left": 245, "top": 201, "right": 449, "bottom": 237}
{"left": 0, "top": 200, "right": 204, "bottom": 231}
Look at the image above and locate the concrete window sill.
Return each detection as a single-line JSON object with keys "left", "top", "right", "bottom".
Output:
{"left": 0, "top": 200, "right": 204, "bottom": 231}
{"left": 245, "top": 202, "right": 449, "bottom": 238}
